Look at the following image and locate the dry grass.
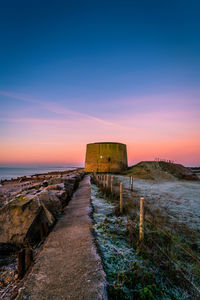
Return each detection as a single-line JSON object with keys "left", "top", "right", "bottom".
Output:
{"left": 93, "top": 175, "right": 200, "bottom": 299}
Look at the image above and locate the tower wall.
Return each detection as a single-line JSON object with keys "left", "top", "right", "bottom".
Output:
{"left": 85, "top": 142, "right": 128, "bottom": 173}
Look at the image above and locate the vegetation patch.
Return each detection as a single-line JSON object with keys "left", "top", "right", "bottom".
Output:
{"left": 123, "top": 161, "right": 199, "bottom": 181}
{"left": 91, "top": 184, "right": 193, "bottom": 299}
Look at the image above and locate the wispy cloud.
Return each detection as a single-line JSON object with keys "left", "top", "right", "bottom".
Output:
{"left": 0, "top": 90, "right": 135, "bottom": 131}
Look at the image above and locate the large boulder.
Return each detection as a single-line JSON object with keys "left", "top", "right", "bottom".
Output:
{"left": 0, "top": 194, "right": 54, "bottom": 245}
{"left": 55, "top": 190, "right": 68, "bottom": 207}
{"left": 45, "top": 183, "right": 65, "bottom": 191}
{"left": 37, "top": 190, "right": 62, "bottom": 217}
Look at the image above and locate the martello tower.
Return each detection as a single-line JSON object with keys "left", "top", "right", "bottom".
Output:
{"left": 85, "top": 142, "right": 128, "bottom": 173}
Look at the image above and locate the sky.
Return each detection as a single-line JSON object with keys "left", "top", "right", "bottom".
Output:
{"left": 0, "top": 0, "right": 200, "bottom": 167}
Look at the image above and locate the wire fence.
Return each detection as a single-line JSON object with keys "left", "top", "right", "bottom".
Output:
{"left": 92, "top": 173, "right": 200, "bottom": 297}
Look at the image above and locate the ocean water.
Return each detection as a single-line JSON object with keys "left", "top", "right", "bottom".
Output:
{"left": 0, "top": 166, "right": 80, "bottom": 181}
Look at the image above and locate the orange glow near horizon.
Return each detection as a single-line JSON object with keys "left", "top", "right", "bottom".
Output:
{"left": 1, "top": 137, "right": 199, "bottom": 167}
{"left": 0, "top": 92, "right": 199, "bottom": 167}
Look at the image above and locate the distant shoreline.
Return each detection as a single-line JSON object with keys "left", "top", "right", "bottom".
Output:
{"left": 0, "top": 166, "right": 82, "bottom": 181}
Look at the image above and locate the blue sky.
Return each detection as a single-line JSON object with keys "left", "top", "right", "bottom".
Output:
{"left": 0, "top": 0, "right": 200, "bottom": 166}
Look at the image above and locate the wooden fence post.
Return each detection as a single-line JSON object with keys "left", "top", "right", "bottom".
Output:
{"left": 120, "top": 182, "right": 123, "bottom": 214}
{"left": 106, "top": 174, "right": 109, "bottom": 189}
{"left": 18, "top": 249, "right": 25, "bottom": 278}
{"left": 131, "top": 177, "right": 133, "bottom": 191}
{"left": 25, "top": 248, "right": 33, "bottom": 270}
{"left": 111, "top": 176, "right": 113, "bottom": 194}
{"left": 139, "top": 197, "right": 144, "bottom": 242}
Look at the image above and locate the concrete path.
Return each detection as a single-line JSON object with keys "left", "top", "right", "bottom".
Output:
{"left": 16, "top": 176, "right": 107, "bottom": 300}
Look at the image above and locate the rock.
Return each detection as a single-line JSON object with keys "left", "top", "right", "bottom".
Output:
{"left": 45, "top": 183, "right": 65, "bottom": 191}
{"left": 48, "top": 177, "right": 62, "bottom": 185}
{"left": 64, "top": 183, "right": 74, "bottom": 198}
{"left": 37, "top": 190, "right": 62, "bottom": 217}
{"left": 50, "top": 190, "right": 68, "bottom": 207}
{"left": 0, "top": 194, "right": 54, "bottom": 245}
{"left": 0, "top": 171, "right": 84, "bottom": 246}
{"left": 42, "top": 180, "right": 48, "bottom": 187}
{"left": 0, "top": 194, "right": 5, "bottom": 208}
{"left": 0, "top": 264, "right": 18, "bottom": 289}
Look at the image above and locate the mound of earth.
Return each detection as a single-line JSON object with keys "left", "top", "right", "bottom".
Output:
{"left": 124, "top": 161, "right": 199, "bottom": 181}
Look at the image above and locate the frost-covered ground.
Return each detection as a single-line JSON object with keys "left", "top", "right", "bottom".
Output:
{"left": 91, "top": 184, "right": 191, "bottom": 299}
{"left": 116, "top": 176, "right": 200, "bottom": 231}
{"left": 91, "top": 184, "right": 137, "bottom": 271}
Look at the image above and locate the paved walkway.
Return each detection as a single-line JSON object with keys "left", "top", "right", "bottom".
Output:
{"left": 16, "top": 176, "right": 107, "bottom": 300}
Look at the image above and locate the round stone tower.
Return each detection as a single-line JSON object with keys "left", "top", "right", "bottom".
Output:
{"left": 85, "top": 142, "right": 128, "bottom": 173}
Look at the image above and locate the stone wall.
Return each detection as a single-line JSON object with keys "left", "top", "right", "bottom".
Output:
{"left": 85, "top": 142, "right": 128, "bottom": 173}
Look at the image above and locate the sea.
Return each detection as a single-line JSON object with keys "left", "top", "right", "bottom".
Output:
{"left": 0, "top": 166, "right": 81, "bottom": 181}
